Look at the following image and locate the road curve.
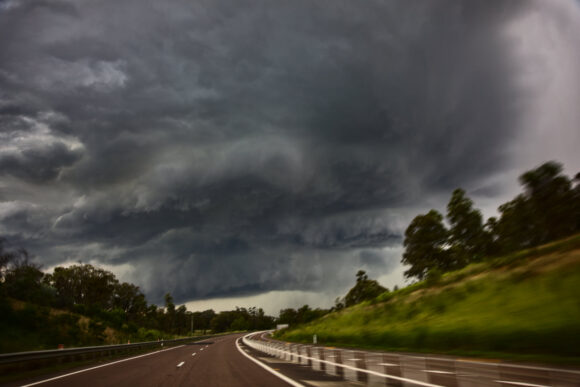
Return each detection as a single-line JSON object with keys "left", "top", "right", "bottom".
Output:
{"left": 17, "top": 334, "right": 291, "bottom": 387}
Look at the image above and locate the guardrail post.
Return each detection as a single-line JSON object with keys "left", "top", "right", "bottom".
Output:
{"left": 323, "top": 348, "right": 343, "bottom": 378}
{"left": 424, "top": 357, "right": 457, "bottom": 386}
{"left": 300, "top": 345, "right": 311, "bottom": 366}
{"left": 382, "top": 353, "right": 403, "bottom": 387}
{"left": 311, "top": 346, "right": 324, "bottom": 371}
{"left": 455, "top": 359, "right": 499, "bottom": 386}
{"left": 284, "top": 344, "right": 292, "bottom": 362}
{"left": 291, "top": 345, "right": 300, "bottom": 364}
{"left": 400, "top": 355, "right": 428, "bottom": 385}
{"left": 343, "top": 350, "right": 357, "bottom": 382}
{"left": 366, "top": 352, "right": 387, "bottom": 387}
{"left": 342, "top": 350, "right": 366, "bottom": 383}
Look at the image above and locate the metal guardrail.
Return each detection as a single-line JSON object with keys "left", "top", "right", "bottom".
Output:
{"left": 0, "top": 334, "right": 216, "bottom": 366}
{"left": 244, "top": 331, "right": 580, "bottom": 387}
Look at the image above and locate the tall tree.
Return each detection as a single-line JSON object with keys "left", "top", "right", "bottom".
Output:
{"left": 1, "top": 247, "right": 51, "bottom": 304}
{"left": 446, "top": 188, "right": 487, "bottom": 264}
{"left": 574, "top": 172, "right": 580, "bottom": 231}
{"left": 402, "top": 210, "right": 450, "bottom": 280}
{"left": 494, "top": 194, "right": 536, "bottom": 253}
{"left": 175, "top": 305, "right": 187, "bottom": 335}
{"left": 45, "top": 264, "right": 119, "bottom": 310}
{"left": 112, "top": 282, "right": 147, "bottom": 321}
{"left": 164, "top": 293, "right": 176, "bottom": 333}
{"left": 0, "top": 239, "right": 13, "bottom": 286}
{"left": 519, "top": 161, "right": 576, "bottom": 243}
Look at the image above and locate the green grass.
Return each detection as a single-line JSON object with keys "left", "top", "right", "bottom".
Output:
{"left": 276, "top": 234, "right": 580, "bottom": 365}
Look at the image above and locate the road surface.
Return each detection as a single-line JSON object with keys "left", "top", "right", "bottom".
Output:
{"left": 12, "top": 332, "right": 580, "bottom": 387}
{"left": 16, "top": 334, "right": 291, "bottom": 387}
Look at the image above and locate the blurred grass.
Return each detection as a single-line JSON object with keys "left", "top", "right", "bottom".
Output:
{"left": 276, "top": 234, "right": 580, "bottom": 365}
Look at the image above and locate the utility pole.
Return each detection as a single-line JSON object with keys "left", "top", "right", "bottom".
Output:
{"left": 191, "top": 314, "right": 194, "bottom": 336}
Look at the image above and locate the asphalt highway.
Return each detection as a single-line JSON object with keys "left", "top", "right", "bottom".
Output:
{"left": 12, "top": 332, "right": 579, "bottom": 386}
{"left": 16, "top": 334, "right": 292, "bottom": 387}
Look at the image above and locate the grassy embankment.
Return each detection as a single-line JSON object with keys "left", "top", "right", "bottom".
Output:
{"left": 275, "top": 234, "right": 580, "bottom": 365}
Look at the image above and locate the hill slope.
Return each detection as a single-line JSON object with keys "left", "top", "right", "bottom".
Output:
{"left": 275, "top": 235, "right": 580, "bottom": 364}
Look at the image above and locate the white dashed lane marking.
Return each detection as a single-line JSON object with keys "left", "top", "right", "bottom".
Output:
{"left": 177, "top": 362, "right": 185, "bottom": 368}
{"left": 424, "top": 370, "right": 454, "bottom": 375}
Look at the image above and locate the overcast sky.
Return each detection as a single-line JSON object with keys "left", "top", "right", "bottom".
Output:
{"left": 1, "top": 0, "right": 579, "bottom": 315}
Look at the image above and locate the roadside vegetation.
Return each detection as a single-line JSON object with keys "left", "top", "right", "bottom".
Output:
{"left": 276, "top": 161, "right": 580, "bottom": 364}
{"left": 276, "top": 235, "right": 580, "bottom": 363}
{"left": 0, "top": 246, "right": 275, "bottom": 353}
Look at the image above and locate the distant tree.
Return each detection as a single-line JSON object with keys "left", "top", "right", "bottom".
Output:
{"left": 400, "top": 160, "right": 580, "bottom": 281}
{"left": 518, "top": 161, "right": 576, "bottom": 243}
{"left": 210, "top": 311, "right": 236, "bottom": 333}
{"left": 483, "top": 216, "right": 500, "bottom": 257}
{"left": 278, "top": 308, "right": 298, "bottom": 325}
{"left": 343, "top": 270, "right": 387, "bottom": 307}
{"left": 446, "top": 188, "right": 487, "bottom": 264}
{"left": 251, "top": 307, "right": 275, "bottom": 330}
{"left": 277, "top": 305, "right": 328, "bottom": 326}
{"left": 193, "top": 309, "right": 216, "bottom": 334}
{"left": 145, "top": 304, "right": 162, "bottom": 330}
{"left": 230, "top": 315, "right": 248, "bottom": 331}
{"left": 164, "top": 293, "right": 175, "bottom": 313}
{"left": 491, "top": 162, "right": 577, "bottom": 254}
{"left": 175, "top": 305, "right": 187, "bottom": 335}
{"left": 0, "top": 239, "right": 13, "bottom": 284}
{"left": 402, "top": 210, "right": 450, "bottom": 280}
{"left": 113, "top": 282, "right": 147, "bottom": 320}
{"left": 332, "top": 297, "right": 345, "bottom": 312}
{"left": 574, "top": 172, "right": 580, "bottom": 231}
{"left": 493, "top": 194, "right": 536, "bottom": 253}
{"left": 164, "top": 293, "right": 176, "bottom": 333}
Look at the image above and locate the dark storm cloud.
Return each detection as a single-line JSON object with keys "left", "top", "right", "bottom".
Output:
{"left": 0, "top": 140, "right": 82, "bottom": 181}
{"left": 0, "top": 0, "right": 542, "bottom": 304}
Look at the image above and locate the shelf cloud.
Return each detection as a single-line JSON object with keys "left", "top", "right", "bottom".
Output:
{"left": 1, "top": 0, "right": 579, "bottom": 307}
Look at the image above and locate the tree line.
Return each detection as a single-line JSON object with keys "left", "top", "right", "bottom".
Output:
{"left": 276, "top": 161, "right": 580, "bottom": 332}
{"left": 0, "top": 247, "right": 275, "bottom": 348}
{"left": 402, "top": 161, "right": 580, "bottom": 280}
{"left": 277, "top": 270, "right": 389, "bottom": 327}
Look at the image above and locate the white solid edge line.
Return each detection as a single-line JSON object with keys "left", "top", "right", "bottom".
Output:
{"left": 243, "top": 333, "right": 442, "bottom": 387}
{"left": 21, "top": 345, "right": 186, "bottom": 387}
{"left": 236, "top": 334, "right": 305, "bottom": 387}
{"left": 494, "top": 381, "right": 550, "bottom": 387}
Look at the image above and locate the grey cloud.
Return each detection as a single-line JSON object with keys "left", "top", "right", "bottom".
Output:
{"left": 0, "top": 141, "right": 82, "bottom": 181}
{"left": 1, "top": 0, "right": 572, "bottom": 305}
